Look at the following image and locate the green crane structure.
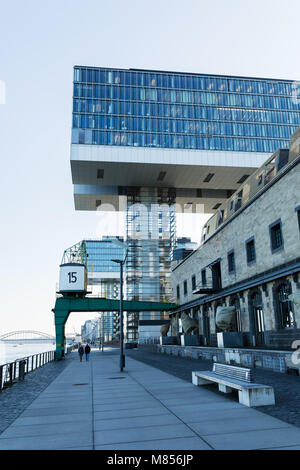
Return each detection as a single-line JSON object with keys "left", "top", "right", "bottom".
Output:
{"left": 52, "top": 296, "right": 176, "bottom": 360}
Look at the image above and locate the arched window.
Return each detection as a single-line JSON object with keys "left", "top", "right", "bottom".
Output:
{"left": 277, "top": 284, "right": 295, "bottom": 329}
{"left": 215, "top": 301, "right": 225, "bottom": 333}
{"left": 202, "top": 304, "right": 210, "bottom": 346}
{"left": 249, "top": 290, "right": 265, "bottom": 346}
{"left": 229, "top": 296, "right": 242, "bottom": 332}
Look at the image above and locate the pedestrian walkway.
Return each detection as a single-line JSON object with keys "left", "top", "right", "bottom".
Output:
{"left": 1, "top": 348, "right": 300, "bottom": 450}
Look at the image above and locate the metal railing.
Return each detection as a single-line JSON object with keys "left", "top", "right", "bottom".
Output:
{"left": 0, "top": 350, "right": 56, "bottom": 392}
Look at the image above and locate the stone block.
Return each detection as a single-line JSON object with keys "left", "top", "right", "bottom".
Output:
{"left": 217, "top": 332, "right": 244, "bottom": 348}
{"left": 180, "top": 335, "right": 200, "bottom": 346}
{"left": 192, "top": 372, "right": 211, "bottom": 386}
{"left": 218, "top": 384, "right": 233, "bottom": 394}
{"left": 238, "top": 387, "right": 275, "bottom": 407}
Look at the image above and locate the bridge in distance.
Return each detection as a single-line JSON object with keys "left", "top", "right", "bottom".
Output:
{"left": 0, "top": 330, "right": 75, "bottom": 343}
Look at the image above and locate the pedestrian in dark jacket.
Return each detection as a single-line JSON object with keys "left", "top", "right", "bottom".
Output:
{"left": 85, "top": 343, "right": 91, "bottom": 362}
{"left": 78, "top": 344, "right": 84, "bottom": 362}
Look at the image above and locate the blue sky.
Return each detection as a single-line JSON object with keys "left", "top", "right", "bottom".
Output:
{"left": 1, "top": 0, "right": 300, "bottom": 335}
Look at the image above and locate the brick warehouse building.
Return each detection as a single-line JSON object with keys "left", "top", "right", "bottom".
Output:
{"left": 169, "top": 128, "right": 300, "bottom": 358}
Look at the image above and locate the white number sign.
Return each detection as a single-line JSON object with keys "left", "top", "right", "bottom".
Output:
{"left": 59, "top": 264, "right": 86, "bottom": 292}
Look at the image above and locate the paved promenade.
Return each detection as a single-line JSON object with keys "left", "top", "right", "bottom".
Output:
{"left": 1, "top": 348, "right": 300, "bottom": 450}
{"left": 127, "top": 345, "right": 300, "bottom": 428}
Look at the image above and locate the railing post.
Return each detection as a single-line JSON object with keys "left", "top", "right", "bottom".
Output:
{"left": 0, "top": 365, "right": 3, "bottom": 392}
{"left": 9, "top": 363, "right": 13, "bottom": 385}
{"left": 0, "top": 349, "right": 54, "bottom": 391}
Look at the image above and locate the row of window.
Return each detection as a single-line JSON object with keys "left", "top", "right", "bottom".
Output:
{"left": 73, "top": 99, "right": 300, "bottom": 125}
{"left": 86, "top": 248, "right": 124, "bottom": 254}
{"left": 73, "top": 115, "right": 297, "bottom": 139}
{"left": 74, "top": 68, "right": 293, "bottom": 97}
{"left": 87, "top": 257, "right": 123, "bottom": 262}
{"left": 72, "top": 128, "right": 288, "bottom": 153}
{"left": 177, "top": 212, "right": 300, "bottom": 299}
{"left": 73, "top": 84, "right": 300, "bottom": 110}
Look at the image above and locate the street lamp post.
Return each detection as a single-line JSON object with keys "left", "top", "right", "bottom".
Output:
{"left": 111, "top": 256, "right": 126, "bottom": 372}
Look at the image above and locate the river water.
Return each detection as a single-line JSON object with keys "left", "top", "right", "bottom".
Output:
{"left": 0, "top": 342, "right": 56, "bottom": 366}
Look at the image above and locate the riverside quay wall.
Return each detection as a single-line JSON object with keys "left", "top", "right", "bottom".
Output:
{"left": 170, "top": 128, "right": 300, "bottom": 352}
{"left": 157, "top": 344, "right": 300, "bottom": 375}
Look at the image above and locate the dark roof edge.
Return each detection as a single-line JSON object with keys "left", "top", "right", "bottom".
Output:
{"left": 73, "top": 65, "right": 297, "bottom": 84}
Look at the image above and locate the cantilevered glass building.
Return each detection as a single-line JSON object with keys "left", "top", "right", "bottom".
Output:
{"left": 72, "top": 68, "right": 299, "bottom": 153}
{"left": 70, "top": 66, "right": 300, "bottom": 342}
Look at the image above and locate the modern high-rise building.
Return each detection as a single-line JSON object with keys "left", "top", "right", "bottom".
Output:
{"left": 173, "top": 237, "right": 198, "bottom": 260}
{"left": 62, "top": 237, "right": 124, "bottom": 341}
{"left": 70, "top": 66, "right": 300, "bottom": 341}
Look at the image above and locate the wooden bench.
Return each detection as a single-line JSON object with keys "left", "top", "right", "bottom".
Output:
{"left": 192, "top": 363, "right": 275, "bottom": 407}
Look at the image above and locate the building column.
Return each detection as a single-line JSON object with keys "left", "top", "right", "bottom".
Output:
{"left": 126, "top": 187, "right": 176, "bottom": 342}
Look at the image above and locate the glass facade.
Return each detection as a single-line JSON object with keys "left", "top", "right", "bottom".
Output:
{"left": 72, "top": 67, "right": 300, "bottom": 153}
{"left": 85, "top": 238, "right": 124, "bottom": 273}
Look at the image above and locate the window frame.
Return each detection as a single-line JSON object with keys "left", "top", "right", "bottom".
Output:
{"left": 227, "top": 249, "right": 236, "bottom": 274}
{"left": 295, "top": 206, "right": 300, "bottom": 233}
{"left": 191, "top": 275, "right": 196, "bottom": 291}
{"left": 269, "top": 218, "right": 284, "bottom": 254}
{"left": 245, "top": 236, "right": 256, "bottom": 265}
{"left": 183, "top": 280, "right": 188, "bottom": 296}
{"left": 201, "top": 268, "right": 207, "bottom": 286}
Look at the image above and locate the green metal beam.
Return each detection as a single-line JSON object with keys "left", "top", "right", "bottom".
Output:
{"left": 53, "top": 296, "right": 176, "bottom": 360}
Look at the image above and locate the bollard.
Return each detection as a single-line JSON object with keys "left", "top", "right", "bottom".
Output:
{"left": 19, "top": 360, "right": 26, "bottom": 381}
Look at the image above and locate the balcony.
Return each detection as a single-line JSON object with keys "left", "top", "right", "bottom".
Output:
{"left": 192, "top": 281, "right": 221, "bottom": 295}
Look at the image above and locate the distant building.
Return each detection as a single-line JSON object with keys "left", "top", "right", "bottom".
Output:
{"left": 81, "top": 320, "right": 95, "bottom": 342}
{"left": 172, "top": 237, "right": 198, "bottom": 266}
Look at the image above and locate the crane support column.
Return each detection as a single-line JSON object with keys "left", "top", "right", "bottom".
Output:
{"left": 54, "top": 310, "right": 69, "bottom": 360}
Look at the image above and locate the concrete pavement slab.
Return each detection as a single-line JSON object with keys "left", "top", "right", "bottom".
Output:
{"left": 93, "top": 401, "right": 163, "bottom": 412}
{"left": 93, "top": 406, "right": 171, "bottom": 421}
{"left": 94, "top": 423, "right": 196, "bottom": 446}
{"left": 20, "top": 406, "right": 93, "bottom": 417}
{"left": 0, "top": 420, "right": 92, "bottom": 439}
{"left": 11, "top": 413, "right": 93, "bottom": 427}
{"left": 93, "top": 395, "right": 150, "bottom": 406}
{"left": 204, "top": 426, "right": 300, "bottom": 450}
{"left": 182, "top": 406, "right": 272, "bottom": 424}
{"left": 265, "top": 445, "right": 300, "bottom": 450}
{"left": 159, "top": 395, "right": 233, "bottom": 407}
{"left": 0, "top": 431, "right": 93, "bottom": 450}
{"left": 95, "top": 436, "right": 211, "bottom": 450}
{"left": 94, "top": 413, "right": 181, "bottom": 431}
{"left": 168, "top": 401, "right": 242, "bottom": 416}
{"left": 26, "top": 399, "right": 92, "bottom": 409}
{"left": 188, "top": 412, "right": 291, "bottom": 435}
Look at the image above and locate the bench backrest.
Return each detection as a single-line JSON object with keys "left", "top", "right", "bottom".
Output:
{"left": 213, "top": 363, "right": 253, "bottom": 383}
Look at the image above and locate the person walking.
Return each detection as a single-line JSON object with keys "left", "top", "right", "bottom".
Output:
{"left": 78, "top": 344, "right": 84, "bottom": 362}
{"left": 85, "top": 343, "right": 91, "bottom": 362}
